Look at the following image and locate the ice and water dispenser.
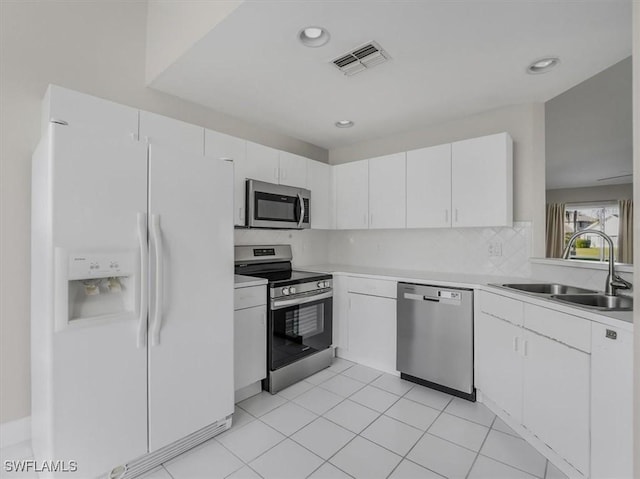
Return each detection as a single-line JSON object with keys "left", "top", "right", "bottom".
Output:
{"left": 55, "top": 249, "right": 137, "bottom": 330}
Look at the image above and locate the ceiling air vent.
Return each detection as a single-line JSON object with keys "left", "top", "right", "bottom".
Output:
{"left": 332, "top": 41, "right": 390, "bottom": 76}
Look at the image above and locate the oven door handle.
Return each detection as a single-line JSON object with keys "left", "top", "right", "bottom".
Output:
{"left": 271, "top": 291, "right": 333, "bottom": 310}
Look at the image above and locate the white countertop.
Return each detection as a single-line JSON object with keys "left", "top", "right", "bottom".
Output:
{"left": 298, "top": 264, "right": 525, "bottom": 290}
{"left": 298, "top": 263, "right": 633, "bottom": 329}
{"left": 234, "top": 274, "right": 267, "bottom": 288}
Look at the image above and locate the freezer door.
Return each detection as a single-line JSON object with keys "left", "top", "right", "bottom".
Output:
{"left": 147, "top": 144, "right": 234, "bottom": 452}
{"left": 397, "top": 283, "right": 474, "bottom": 394}
{"left": 47, "top": 124, "right": 148, "bottom": 474}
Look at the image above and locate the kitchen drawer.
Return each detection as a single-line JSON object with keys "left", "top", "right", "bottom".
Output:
{"left": 478, "top": 291, "right": 524, "bottom": 326}
{"left": 347, "top": 276, "right": 396, "bottom": 299}
{"left": 524, "top": 303, "right": 591, "bottom": 353}
{"left": 234, "top": 285, "right": 266, "bottom": 311}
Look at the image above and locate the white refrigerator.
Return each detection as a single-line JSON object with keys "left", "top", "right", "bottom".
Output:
{"left": 31, "top": 97, "right": 234, "bottom": 478}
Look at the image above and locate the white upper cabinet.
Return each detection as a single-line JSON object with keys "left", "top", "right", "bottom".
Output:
{"left": 368, "top": 153, "right": 406, "bottom": 229}
{"left": 335, "top": 160, "right": 369, "bottom": 230}
{"left": 278, "top": 151, "right": 308, "bottom": 188}
{"left": 406, "top": 144, "right": 451, "bottom": 228}
{"left": 204, "top": 129, "right": 246, "bottom": 162}
{"left": 205, "top": 129, "right": 247, "bottom": 226}
{"left": 245, "top": 141, "right": 280, "bottom": 184}
{"left": 140, "top": 111, "right": 204, "bottom": 155}
{"left": 307, "top": 160, "right": 334, "bottom": 230}
{"left": 451, "top": 132, "right": 513, "bottom": 227}
{"left": 43, "top": 85, "right": 138, "bottom": 140}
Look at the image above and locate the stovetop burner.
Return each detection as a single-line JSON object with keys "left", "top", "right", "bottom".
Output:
{"left": 247, "top": 269, "right": 332, "bottom": 287}
{"left": 234, "top": 244, "right": 330, "bottom": 287}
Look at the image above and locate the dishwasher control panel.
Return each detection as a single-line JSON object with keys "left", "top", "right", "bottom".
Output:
{"left": 439, "top": 291, "right": 461, "bottom": 300}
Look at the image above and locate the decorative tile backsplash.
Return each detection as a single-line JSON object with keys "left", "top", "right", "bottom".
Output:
{"left": 235, "top": 224, "right": 634, "bottom": 291}
{"left": 327, "top": 222, "right": 533, "bottom": 277}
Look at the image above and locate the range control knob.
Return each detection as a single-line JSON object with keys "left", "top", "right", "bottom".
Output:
{"left": 281, "top": 287, "right": 290, "bottom": 296}
{"left": 289, "top": 286, "right": 297, "bottom": 294}
{"left": 317, "top": 281, "right": 324, "bottom": 288}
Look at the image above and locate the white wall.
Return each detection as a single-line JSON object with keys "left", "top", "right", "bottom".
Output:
{"left": 329, "top": 103, "right": 546, "bottom": 257}
{"left": 545, "top": 57, "right": 632, "bottom": 190}
{"left": 146, "top": 0, "right": 243, "bottom": 83}
{"left": 0, "top": 1, "right": 327, "bottom": 424}
{"left": 546, "top": 183, "right": 633, "bottom": 204}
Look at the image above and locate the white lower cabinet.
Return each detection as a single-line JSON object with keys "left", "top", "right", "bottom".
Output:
{"left": 347, "top": 292, "right": 397, "bottom": 373}
{"left": 332, "top": 275, "right": 397, "bottom": 373}
{"left": 591, "top": 323, "right": 634, "bottom": 479}
{"left": 233, "top": 285, "right": 267, "bottom": 393}
{"left": 475, "top": 291, "right": 618, "bottom": 478}
{"left": 522, "top": 330, "right": 590, "bottom": 476}
{"left": 475, "top": 312, "right": 523, "bottom": 423}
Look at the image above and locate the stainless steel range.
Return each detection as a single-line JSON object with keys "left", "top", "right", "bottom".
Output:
{"left": 234, "top": 245, "right": 333, "bottom": 393}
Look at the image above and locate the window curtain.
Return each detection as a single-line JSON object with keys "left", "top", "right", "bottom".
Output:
{"left": 618, "top": 199, "right": 633, "bottom": 263}
{"left": 546, "top": 203, "right": 565, "bottom": 258}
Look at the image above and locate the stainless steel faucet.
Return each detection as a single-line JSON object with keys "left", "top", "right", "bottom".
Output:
{"left": 562, "top": 230, "right": 632, "bottom": 296}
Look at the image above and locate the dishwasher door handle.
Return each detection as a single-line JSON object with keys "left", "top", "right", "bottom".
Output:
{"left": 403, "top": 292, "right": 440, "bottom": 302}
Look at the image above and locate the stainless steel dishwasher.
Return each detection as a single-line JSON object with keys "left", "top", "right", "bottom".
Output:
{"left": 397, "top": 282, "right": 475, "bottom": 401}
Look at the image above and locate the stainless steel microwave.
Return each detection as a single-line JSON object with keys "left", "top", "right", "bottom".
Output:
{"left": 246, "top": 179, "right": 310, "bottom": 229}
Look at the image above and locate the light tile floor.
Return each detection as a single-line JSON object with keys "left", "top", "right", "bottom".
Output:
{"left": 0, "top": 358, "right": 570, "bottom": 479}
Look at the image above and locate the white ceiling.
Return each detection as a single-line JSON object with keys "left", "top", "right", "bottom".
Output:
{"left": 149, "top": 0, "right": 632, "bottom": 151}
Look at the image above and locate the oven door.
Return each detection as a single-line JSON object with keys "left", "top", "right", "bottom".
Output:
{"left": 269, "top": 292, "right": 332, "bottom": 371}
{"left": 246, "top": 180, "right": 310, "bottom": 229}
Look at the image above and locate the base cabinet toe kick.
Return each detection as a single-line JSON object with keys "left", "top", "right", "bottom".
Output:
{"left": 475, "top": 290, "right": 633, "bottom": 479}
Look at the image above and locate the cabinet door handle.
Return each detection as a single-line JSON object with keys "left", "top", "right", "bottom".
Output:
{"left": 455, "top": 208, "right": 459, "bottom": 223}
{"left": 513, "top": 336, "right": 519, "bottom": 352}
{"left": 445, "top": 209, "right": 449, "bottom": 224}
{"left": 522, "top": 339, "right": 528, "bottom": 357}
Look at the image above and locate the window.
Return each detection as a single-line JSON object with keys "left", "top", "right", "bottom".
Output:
{"left": 564, "top": 203, "right": 619, "bottom": 261}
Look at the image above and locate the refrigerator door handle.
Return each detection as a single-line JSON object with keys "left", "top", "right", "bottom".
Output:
{"left": 136, "top": 212, "right": 148, "bottom": 348}
{"left": 150, "top": 214, "right": 164, "bottom": 346}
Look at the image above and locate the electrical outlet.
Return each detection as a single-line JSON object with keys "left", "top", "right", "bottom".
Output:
{"left": 488, "top": 241, "right": 503, "bottom": 257}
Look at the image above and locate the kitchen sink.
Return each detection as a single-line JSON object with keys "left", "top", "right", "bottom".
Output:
{"left": 500, "top": 283, "right": 597, "bottom": 295}
{"left": 549, "top": 294, "right": 633, "bottom": 311}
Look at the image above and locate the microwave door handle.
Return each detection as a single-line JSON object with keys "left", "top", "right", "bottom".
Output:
{"left": 297, "top": 193, "right": 305, "bottom": 229}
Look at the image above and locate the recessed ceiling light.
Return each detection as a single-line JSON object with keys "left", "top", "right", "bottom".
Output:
{"left": 298, "top": 26, "right": 330, "bottom": 47}
{"left": 527, "top": 57, "right": 560, "bottom": 74}
{"left": 335, "top": 120, "right": 354, "bottom": 128}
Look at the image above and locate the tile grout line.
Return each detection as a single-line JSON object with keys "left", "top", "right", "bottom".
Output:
{"left": 297, "top": 370, "right": 413, "bottom": 475}
{"left": 234, "top": 368, "right": 383, "bottom": 478}
{"left": 464, "top": 413, "right": 497, "bottom": 479}
{"left": 160, "top": 465, "right": 176, "bottom": 479}
{"left": 543, "top": 458, "right": 549, "bottom": 479}
{"left": 221, "top": 364, "right": 520, "bottom": 479}
{"left": 384, "top": 395, "right": 455, "bottom": 479}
